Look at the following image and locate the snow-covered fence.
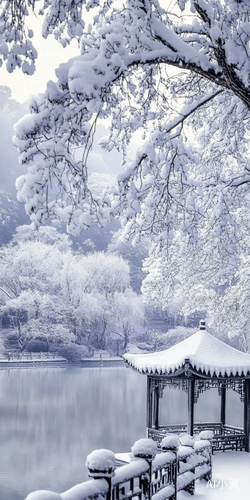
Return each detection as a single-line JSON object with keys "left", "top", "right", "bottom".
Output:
{"left": 6, "top": 351, "right": 61, "bottom": 360}
{"left": 149, "top": 422, "right": 245, "bottom": 453}
{"left": 24, "top": 432, "right": 212, "bottom": 500}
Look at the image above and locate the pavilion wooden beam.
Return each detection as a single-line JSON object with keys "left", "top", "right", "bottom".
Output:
{"left": 244, "top": 379, "right": 250, "bottom": 452}
{"left": 187, "top": 378, "right": 195, "bottom": 436}
{"left": 220, "top": 385, "right": 226, "bottom": 427}
{"left": 146, "top": 376, "right": 153, "bottom": 434}
{"left": 153, "top": 385, "right": 159, "bottom": 429}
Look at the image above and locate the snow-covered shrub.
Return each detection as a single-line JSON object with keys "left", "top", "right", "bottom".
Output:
{"left": 57, "top": 344, "right": 90, "bottom": 361}
{"left": 135, "top": 342, "right": 155, "bottom": 352}
{"left": 4, "top": 332, "right": 19, "bottom": 350}
{"left": 48, "top": 343, "right": 59, "bottom": 353}
{"left": 5, "top": 332, "right": 18, "bottom": 342}
{"left": 25, "top": 339, "right": 48, "bottom": 353}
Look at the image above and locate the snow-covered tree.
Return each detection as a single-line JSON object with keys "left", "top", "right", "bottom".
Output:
{"left": 13, "top": 224, "right": 72, "bottom": 251}
{"left": 0, "top": 228, "right": 145, "bottom": 352}
{"left": 176, "top": 256, "right": 250, "bottom": 353}
{"left": 11, "top": 0, "right": 250, "bottom": 293}
{"left": 0, "top": 236, "right": 73, "bottom": 349}
{"left": 0, "top": 86, "right": 29, "bottom": 244}
{"left": 137, "top": 325, "right": 197, "bottom": 352}
{"left": 61, "top": 252, "right": 137, "bottom": 349}
{"left": 0, "top": 0, "right": 85, "bottom": 74}
{"left": 107, "top": 289, "right": 145, "bottom": 354}
{"left": 108, "top": 229, "right": 150, "bottom": 292}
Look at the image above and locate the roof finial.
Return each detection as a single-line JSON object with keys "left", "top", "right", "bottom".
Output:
{"left": 199, "top": 320, "right": 206, "bottom": 330}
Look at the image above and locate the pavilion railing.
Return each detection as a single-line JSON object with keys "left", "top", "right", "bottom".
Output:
{"left": 24, "top": 433, "right": 212, "bottom": 500}
{"left": 148, "top": 423, "right": 246, "bottom": 452}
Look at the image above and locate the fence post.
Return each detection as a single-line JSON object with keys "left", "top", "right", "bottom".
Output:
{"left": 198, "top": 431, "right": 214, "bottom": 481}
{"left": 86, "top": 448, "right": 116, "bottom": 500}
{"left": 179, "top": 435, "right": 195, "bottom": 496}
{"left": 131, "top": 438, "right": 157, "bottom": 500}
{"left": 161, "top": 436, "right": 179, "bottom": 500}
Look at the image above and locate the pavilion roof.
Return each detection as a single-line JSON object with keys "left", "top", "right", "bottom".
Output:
{"left": 123, "top": 328, "right": 250, "bottom": 377}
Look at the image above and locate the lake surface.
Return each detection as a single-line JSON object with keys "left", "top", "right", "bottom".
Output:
{"left": 0, "top": 366, "right": 243, "bottom": 500}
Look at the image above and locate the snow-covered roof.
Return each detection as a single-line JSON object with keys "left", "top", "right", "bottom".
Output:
{"left": 123, "top": 328, "right": 250, "bottom": 377}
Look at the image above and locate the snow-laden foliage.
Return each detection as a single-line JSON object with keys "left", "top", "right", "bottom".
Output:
{"left": 0, "top": 86, "right": 29, "bottom": 244}
{"left": 13, "top": 224, "right": 72, "bottom": 251}
{"left": 0, "top": 226, "right": 144, "bottom": 352}
{"left": 61, "top": 252, "right": 145, "bottom": 352}
{"left": 0, "top": 235, "right": 74, "bottom": 349}
{"left": 108, "top": 228, "right": 150, "bottom": 292}
{"left": 174, "top": 254, "right": 250, "bottom": 353}
{"left": 0, "top": 0, "right": 87, "bottom": 74}
{"left": 12, "top": 0, "right": 250, "bottom": 293}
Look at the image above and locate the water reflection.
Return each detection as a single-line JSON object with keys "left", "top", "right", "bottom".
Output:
{"left": 0, "top": 367, "right": 244, "bottom": 500}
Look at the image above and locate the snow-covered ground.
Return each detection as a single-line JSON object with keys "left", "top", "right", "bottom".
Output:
{"left": 179, "top": 451, "right": 250, "bottom": 500}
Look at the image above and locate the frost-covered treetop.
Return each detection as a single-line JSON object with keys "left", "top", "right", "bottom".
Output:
{"left": 123, "top": 327, "right": 250, "bottom": 377}
{"left": 11, "top": 0, "right": 250, "bottom": 285}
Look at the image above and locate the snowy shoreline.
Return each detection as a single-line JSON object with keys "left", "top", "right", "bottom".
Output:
{"left": 0, "top": 357, "right": 124, "bottom": 369}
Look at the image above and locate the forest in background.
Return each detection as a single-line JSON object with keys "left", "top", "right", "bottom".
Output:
{"left": 0, "top": 85, "right": 246, "bottom": 357}
{"left": 0, "top": 86, "right": 198, "bottom": 358}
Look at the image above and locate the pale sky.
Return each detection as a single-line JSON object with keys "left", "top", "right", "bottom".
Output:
{"left": 1, "top": 14, "right": 79, "bottom": 103}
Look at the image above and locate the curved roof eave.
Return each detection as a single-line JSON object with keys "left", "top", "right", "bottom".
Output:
{"left": 123, "top": 328, "right": 250, "bottom": 379}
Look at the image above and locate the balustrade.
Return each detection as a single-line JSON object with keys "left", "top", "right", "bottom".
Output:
{"left": 25, "top": 431, "right": 212, "bottom": 500}
{"left": 148, "top": 422, "right": 246, "bottom": 452}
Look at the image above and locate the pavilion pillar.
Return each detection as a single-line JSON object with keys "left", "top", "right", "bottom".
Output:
{"left": 146, "top": 376, "right": 153, "bottom": 434}
{"left": 220, "top": 385, "right": 226, "bottom": 428}
{"left": 187, "top": 378, "right": 195, "bottom": 436}
{"left": 244, "top": 379, "right": 250, "bottom": 452}
{"left": 153, "top": 385, "right": 159, "bottom": 429}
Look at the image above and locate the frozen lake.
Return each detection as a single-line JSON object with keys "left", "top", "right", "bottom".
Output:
{"left": 0, "top": 366, "right": 243, "bottom": 500}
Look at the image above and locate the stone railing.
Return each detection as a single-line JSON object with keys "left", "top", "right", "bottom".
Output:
{"left": 25, "top": 431, "right": 212, "bottom": 500}
{"left": 5, "top": 351, "right": 61, "bottom": 360}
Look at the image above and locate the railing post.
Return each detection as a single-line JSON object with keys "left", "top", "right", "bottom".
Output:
{"left": 198, "top": 431, "right": 213, "bottom": 480}
{"left": 86, "top": 448, "right": 116, "bottom": 500}
{"left": 161, "top": 436, "right": 179, "bottom": 500}
{"left": 131, "top": 438, "right": 157, "bottom": 500}
{"left": 179, "top": 435, "right": 195, "bottom": 495}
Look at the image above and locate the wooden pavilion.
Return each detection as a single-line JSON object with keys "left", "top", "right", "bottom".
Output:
{"left": 124, "top": 321, "right": 250, "bottom": 452}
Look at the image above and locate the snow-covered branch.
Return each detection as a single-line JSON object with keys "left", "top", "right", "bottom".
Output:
{"left": 8, "top": 0, "right": 250, "bottom": 298}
